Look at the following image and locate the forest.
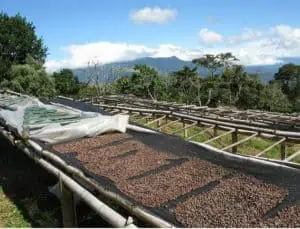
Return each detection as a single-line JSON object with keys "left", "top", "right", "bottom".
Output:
{"left": 1, "top": 12, "right": 300, "bottom": 113}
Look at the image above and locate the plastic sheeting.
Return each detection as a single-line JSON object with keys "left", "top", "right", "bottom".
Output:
{"left": 0, "top": 93, "right": 129, "bottom": 144}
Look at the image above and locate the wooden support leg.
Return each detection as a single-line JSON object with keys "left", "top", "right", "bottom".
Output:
{"left": 280, "top": 141, "right": 286, "bottom": 160}
{"left": 232, "top": 129, "right": 238, "bottom": 154}
{"left": 60, "top": 176, "right": 77, "bottom": 227}
{"left": 213, "top": 125, "right": 218, "bottom": 137}
{"left": 155, "top": 115, "right": 160, "bottom": 128}
{"left": 182, "top": 119, "right": 188, "bottom": 138}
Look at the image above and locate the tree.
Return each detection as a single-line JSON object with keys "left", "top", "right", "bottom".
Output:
{"left": 53, "top": 69, "right": 80, "bottom": 96}
{"left": 130, "top": 64, "right": 164, "bottom": 100}
{"left": 221, "top": 65, "right": 248, "bottom": 105}
{"left": 170, "top": 66, "right": 200, "bottom": 104}
{"left": 0, "top": 12, "right": 47, "bottom": 81}
{"left": 0, "top": 56, "right": 56, "bottom": 97}
{"left": 217, "top": 52, "right": 239, "bottom": 70}
{"left": 192, "top": 54, "right": 222, "bottom": 77}
{"left": 113, "top": 76, "right": 132, "bottom": 95}
{"left": 259, "top": 83, "right": 292, "bottom": 112}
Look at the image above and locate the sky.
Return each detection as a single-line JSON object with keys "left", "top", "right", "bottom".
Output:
{"left": 2, "top": 0, "right": 300, "bottom": 70}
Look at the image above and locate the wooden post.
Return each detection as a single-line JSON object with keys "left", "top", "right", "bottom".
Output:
{"left": 213, "top": 125, "right": 218, "bottom": 137}
{"left": 232, "top": 129, "right": 238, "bottom": 153}
{"left": 60, "top": 176, "right": 77, "bottom": 227}
{"left": 280, "top": 140, "right": 286, "bottom": 160}
{"left": 182, "top": 119, "right": 188, "bottom": 138}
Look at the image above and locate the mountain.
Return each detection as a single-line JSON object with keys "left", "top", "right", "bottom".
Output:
{"left": 73, "top": 56, "right": 300, "bottom": 83}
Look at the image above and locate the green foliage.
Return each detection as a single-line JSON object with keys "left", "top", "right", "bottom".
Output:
{"left": 124, "top": 64, "right": 166, "bottom": 100}
{"left": 272, "top": 63, "right": 300, "bottom": 111}
{"left": 0, "top": 12, "right": 47, "bottom": 81}
{"left": 169, "top": 66, "right": 200, "bottom": 104}
{"left": 259, "top": 83, "right": 292, "bottom": 112}
{"left": 109, "top": 53, "right": 299, "bottom": 113}
{"left": 113, "top": 77, "right": 132, "bottom": 95}
{"left": 192, "top": 54, "right": 223, "bottom": 77}
{"left": 0, "top": 56, "right": 55, "bottom": 97}
{"left": 53, "top": 69, "right": 80, "bottom": 96}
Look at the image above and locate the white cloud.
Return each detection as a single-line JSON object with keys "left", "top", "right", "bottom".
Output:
{"left": 228, "top": 28, "right": 263, "bottom": 44}
{"left": 46, "top": 24, "right": 300, "bottom": 71}
{"left": 198, "top": 28, "right": 223, "bottom": 44}
{"left": 45, "top": 42, "right": 202, "bottom": 71}
{"left": 129, "top": 7, "right": 177, "bottom": 24}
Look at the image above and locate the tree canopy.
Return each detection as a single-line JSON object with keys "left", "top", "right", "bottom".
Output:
{"left": 0, "top": 56, "right": 56, "bottom": 97}
{"left": 0, "top": 12, "right": 47, "bottom": 81}
{"left": 53, "top": 69, "right": 80, "bottom": 96}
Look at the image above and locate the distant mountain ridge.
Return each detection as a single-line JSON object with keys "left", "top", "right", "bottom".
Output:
{"left": 73, "top": 56, "right": 300, "bottom": 83}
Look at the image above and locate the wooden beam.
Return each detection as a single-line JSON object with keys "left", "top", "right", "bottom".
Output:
{"left": 135, "top": 113, "right": 152, "bottom": 122}
{"left": 280, "top": 140, "right": 286, "bottom": 160}
{"left": 255, "top": 137, "right": 286, "bottom": 157}
{"left": 157, "top": 119, "right": 180, "bottom": 131}
{"left": 231, "top": 129, "right": 238, "bottom": 153}
{"left": 222, "top": 132, "right": 258, "bottom": 151}
{"left": 285, "top": 150, "right": 300, "bottom": 162}
{"left": 145, "top": 115, "right": 166, "bottom": 127}
{"left": 171, "top": 122, "right": 197, "bottom": 135}
{"left": 203, "top": 129, "right": 235, "bottom": 144}
{"left": 186, "top": 125, "right": 214, "bottom": 140}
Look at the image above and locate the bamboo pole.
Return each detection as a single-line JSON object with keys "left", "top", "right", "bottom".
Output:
{"left": 171, "top": 122, "right": 197, "bottom": 135}
{"left": 203, "top": 129, "right": 235, "bottom": 144}
{"left": 0, "top": 135, "right": 136, "bottom": 228}
{"left": 285, "top": 150, "right": 300, "bottom": 162}
{"left": 87, "top": 103, "right": 300, "bottom": 139}
{"left": 157, "top": 118, "right": 180, "bottom": 131}
{"left": 255, "top": 138, "right": 286, "bottom": 157}
{"left": 145, "top": 115, "right": 166, "bottom": 127}
{"left": 186, "top": 125, "right": 214, "bottom": 140}
{"left": 222, "top": 132, "right": 258, "bottom": 151}
{"left": 135, "top": 113, "right": 152, "bottom": 123}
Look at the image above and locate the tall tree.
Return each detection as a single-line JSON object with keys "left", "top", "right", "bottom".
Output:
{"left": 53, "top": 69, "right": 80, "bottom": 96}
{"left": 170, "top": 66, "right": 200, "bottom": 104}
{"left": 217, "top": 52, "right": 239, "bottom": 70}
{"left": 273, "top": 63, "right": 300, "bottom": 106}
{"left": 192, "top": 54, "right": 222, "bottom": 77}
{"left": 0, "top": 12, "right": 47, "bottom": 81}
{"left": 130, "top": 64, "right": 164, "bottom": 100}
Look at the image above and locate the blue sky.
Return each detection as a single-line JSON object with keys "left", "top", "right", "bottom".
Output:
{"left": 2, "top": 0, "right": 300, "bottom": 69}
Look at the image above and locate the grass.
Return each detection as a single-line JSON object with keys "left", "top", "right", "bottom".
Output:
{"left": 0, "top": 135, "right": 110, "bottom": 228}
{"left": 131, "top": 116, "right": 300, "bottom": 162}
{"left": 0, "top": 187, "right": 30, "bottom": 227}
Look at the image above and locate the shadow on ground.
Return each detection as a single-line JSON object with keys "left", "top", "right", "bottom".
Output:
{"left": 0, "top": 135, "right": 109, "bottom": 227}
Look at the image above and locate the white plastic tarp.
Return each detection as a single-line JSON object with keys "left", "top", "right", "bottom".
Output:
{"left": 0, "top": 95, "right": 129, "bottom": 144}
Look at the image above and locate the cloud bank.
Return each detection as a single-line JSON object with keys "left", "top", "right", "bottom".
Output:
{"left": 46, "top": 24, "right": 300, "bottom": 71}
